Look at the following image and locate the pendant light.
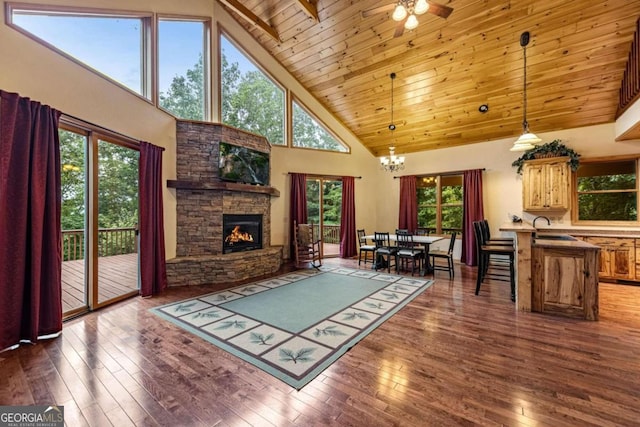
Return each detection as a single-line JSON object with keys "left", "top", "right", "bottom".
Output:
{"left": 380, "top": 72, "right": 405, "bottom": 172}
{"left": 510, "top": 31, "right": 541, "bottom": 152}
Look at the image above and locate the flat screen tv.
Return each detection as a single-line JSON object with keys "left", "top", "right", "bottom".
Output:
{"left": 218, "top": 141, "right": 270, "bottom": 186}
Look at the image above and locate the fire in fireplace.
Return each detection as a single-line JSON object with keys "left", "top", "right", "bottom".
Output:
{"left": 222, "top": 214, "right": 263, "bottom": 254}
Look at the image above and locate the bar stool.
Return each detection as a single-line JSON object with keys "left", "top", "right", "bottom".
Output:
{"left": 473, "top": 221, "right": 515, "bottom": 302}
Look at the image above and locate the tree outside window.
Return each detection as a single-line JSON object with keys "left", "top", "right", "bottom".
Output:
{"left": 576, "top": 160, "right": 638, "bottom": 222}
{"left": 417, "top": 174, "right": 463, "bottom": 235}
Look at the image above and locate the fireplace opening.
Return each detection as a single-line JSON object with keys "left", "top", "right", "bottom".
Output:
{"left": 223, "top": 214, "right": 263, "bottom": 254}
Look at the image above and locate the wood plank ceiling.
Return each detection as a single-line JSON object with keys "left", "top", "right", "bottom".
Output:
{"left": 218, "top": 0, "right": 640, "bottom": 157}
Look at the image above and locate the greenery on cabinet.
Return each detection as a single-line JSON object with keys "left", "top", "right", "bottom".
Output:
{"left": 511, "top": 139, "right": 581, "bottom": 175}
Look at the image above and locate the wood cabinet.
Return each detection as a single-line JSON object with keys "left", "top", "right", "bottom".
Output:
{"left": 584, "top": 237, "right": 635, "bottom": 281}
{"left": 522, "top": 157, "right": 570, "bottom": 211}
{"left": 532, "top": 245, "right": 599, "bottom": 320}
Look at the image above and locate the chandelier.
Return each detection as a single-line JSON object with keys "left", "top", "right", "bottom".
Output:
{"left": 510, "top": 31, "right": 541, "bottom": 152}
{"left": 392, "top": 0, "right": 430, "bottom": 30}
{"left": 380, "top": 72, "right": 405, "bottom": 172}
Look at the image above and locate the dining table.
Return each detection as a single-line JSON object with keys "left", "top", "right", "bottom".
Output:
{"left": 364, "top": 233, "right": 443, "bottom": 276}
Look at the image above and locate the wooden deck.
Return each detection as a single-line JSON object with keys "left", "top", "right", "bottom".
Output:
{"left": 61, "top": 253, "right": 138, "bottom": 313}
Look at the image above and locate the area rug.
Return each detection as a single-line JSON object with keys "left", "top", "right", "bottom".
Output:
{"left": 150, "top": 266, "right": 434, "bottom": 389}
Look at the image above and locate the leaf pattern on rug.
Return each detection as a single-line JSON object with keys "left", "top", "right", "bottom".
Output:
{"left": 279, "top": 347, "right": 315, "bottom": 364}
{"left": 365, "top": 301, "right": 385, "bottom": 310}
{"left": 391, "top": 284, "right": 410, "bottom": 291}
{"left": 381, "top": 292, "right": 400, "bottom": 300}
{"left": 210, "top": 294, "right": 232, "bottom": 302}
{"left": 240, "top": 286, "right": 258, "bottom": 293}
{"left": 191, "top": 310, "right": 220, "bottom": 319}
{"left": 173, "top": 302, "right": 197, "bottom": 312}
{"left": 313, "top": 326, "right": 347, "bottom": 337}
{"left": 215, "top": 320, "right": 247, "bottom": 330}
{"left": 250, "top": 332, "right": 275, "bottom": 345}
{"left": 342, "top": 311, "right": 370, "bottom": 321}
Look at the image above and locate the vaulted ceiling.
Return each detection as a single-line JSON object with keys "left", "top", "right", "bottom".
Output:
{"left": 218, "top": 0, "right": 640, "bottom": 157}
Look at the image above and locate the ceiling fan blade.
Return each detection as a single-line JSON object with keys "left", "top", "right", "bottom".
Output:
{"left": 394, "top": 20, "right": 405, "bottom": 38}
{"left": 427, "top": 2, "right": 454, "bottom": 19}
{"left": 362, "top": 3, "right": 394, "bottom": 18}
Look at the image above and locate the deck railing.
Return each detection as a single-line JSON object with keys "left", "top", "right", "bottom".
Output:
{"left": 62, "top": 227, "right": 138, "bottom": 261}
{"left": 311, "top": 224, "right": 341, "bottom": 244}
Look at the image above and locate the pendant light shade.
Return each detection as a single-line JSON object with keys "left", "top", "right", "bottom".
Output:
{"left": 510, "top": 31, "right": 540, "bottom": 152}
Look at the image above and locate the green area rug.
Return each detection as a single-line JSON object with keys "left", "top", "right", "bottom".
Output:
{"left": 150, "top": 266, "right": 434, "bottom": 389}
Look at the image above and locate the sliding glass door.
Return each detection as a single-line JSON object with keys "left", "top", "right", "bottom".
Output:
{"left": 60, "top": 126, "right": 139, "bottom": 318}
{"left": 307, "top": 177, "right": 342, "bottom": 257}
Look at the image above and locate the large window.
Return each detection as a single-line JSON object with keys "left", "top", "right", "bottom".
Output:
{"left": 9, "top": 5, "right": 150, "bottom": 97}
{"left": 576, "top": 159, "right": 638, "bottom": 223}
{"left": 292, "top": 99, "right": 349, "bottom": 152}
{"left": 158, "top": 18, "right": 208, "bottom": 120}
{"left": 417, "top": 174, "right": 463, "bottom": 235}
{"left": 220, "top": 34, "right": 285, "bottom": 145}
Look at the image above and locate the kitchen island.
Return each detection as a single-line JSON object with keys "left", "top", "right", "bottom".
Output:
{"left": 499, "top": 222, "right": 600, "bottom": 320}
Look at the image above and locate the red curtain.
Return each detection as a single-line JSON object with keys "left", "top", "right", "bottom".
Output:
{"left": 399, "top": 175, "right": 418, "bottom": 233}
{"left": 0, "top": 90, "right": 62, "bottom": 351}
{"left": 461, "top": 169, "right": 484, "bottom": 266}
{"left": 289, "top": 173, "right": 307, "bottom": 256}
{"left": 139, "top": 141, "right": 168, "bottom": 297}
{"left": 339, "top": 176, "right": 357, "bottom": 258}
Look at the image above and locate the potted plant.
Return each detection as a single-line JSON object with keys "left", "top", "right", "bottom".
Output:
{"left": 511, "top": 139, "right": 581, "bottom": 174}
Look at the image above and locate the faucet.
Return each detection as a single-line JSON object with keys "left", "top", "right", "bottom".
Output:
{"left": 533, "top": 215, "right": 551, "bottom": 229}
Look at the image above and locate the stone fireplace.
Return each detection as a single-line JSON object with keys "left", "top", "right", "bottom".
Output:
{"left": 165, "top": 121, "right": 283, "bottom": 286}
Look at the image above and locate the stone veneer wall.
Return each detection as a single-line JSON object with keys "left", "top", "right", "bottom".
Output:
{"left": 166, "top": 121, "right": 282, "bottom": 286}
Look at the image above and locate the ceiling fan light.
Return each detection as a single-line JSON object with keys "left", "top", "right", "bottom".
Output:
{"left": 414, "top": 0, "right": 429, "bottom": 15}
{"left": 392, "top": 4, "right": 407, "bottom": 21}
{"left": 405, "top": 14, "right": 419, "bottom": 30}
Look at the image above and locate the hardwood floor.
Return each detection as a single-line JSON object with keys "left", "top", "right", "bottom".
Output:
{"left": 2, "top": 258, "right": 640, "bottom": 426}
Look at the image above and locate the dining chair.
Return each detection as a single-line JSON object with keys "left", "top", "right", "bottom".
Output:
{"left": 373, "top": 231, "right": 397, "bottom": 273}
{"left": 473, "top": 221, "right": 515, "bottom": 301}
{"left": 357, "top": 229, "right": 376, "bottom": 266}
{"left": 415, "top": 227, "right": 430, "bottom": 236}
{"left": 429, "top": 232, "right": 457, "bottom": 279}
{"left": 396, "top": 231, "right": 424, "bottom": 276}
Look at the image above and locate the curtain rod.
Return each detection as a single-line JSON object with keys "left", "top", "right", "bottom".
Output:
{"left": 60, "top": 113, "right": 164, "bottom": 151}
{"left": 393, "top": 168, "right": 485, "bottom": 179}
{"left": 288, "top": 172, "right": 362, "bottom": 179}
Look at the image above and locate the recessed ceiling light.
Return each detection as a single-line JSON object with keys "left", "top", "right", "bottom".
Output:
{"left": 479, "top": 104, "right": 489, "bottom": 113}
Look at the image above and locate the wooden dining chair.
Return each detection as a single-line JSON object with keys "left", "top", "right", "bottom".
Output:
{"left": 373, "top": 231, "right": 397, "bottom": 273}
{"left": 429, "top": 232, "right": 457, "bottom": 279}
{"left": 357, "top": 229, "right": 376, "bottom": 266}
{"left": 396, "top": 231, "right": 424, "bottom": 276}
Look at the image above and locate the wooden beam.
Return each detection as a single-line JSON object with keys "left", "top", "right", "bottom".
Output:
{"left": 218, "top": 0, "right": 280, "bottom": 42}
{"left": 296, "top": 0, "right": 319, "bottom": 22}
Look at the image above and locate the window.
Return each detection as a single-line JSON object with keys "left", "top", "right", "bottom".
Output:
{"left": 576, "top": 159, "right": 638, "bottom": 223}
{"left": 9, "top": 5, "right": 150, "bottom": 97}
{"left": 158, "top": 18, "right": 209, "bottom": 120}
{"left": 220, "top": 34, "right": 285, "bottom": 145}
{"left": 292, "top": 99, "right": 349, "bottom": 152}
{"left": 417, "top": 174, "right": 463, "bottom": 235}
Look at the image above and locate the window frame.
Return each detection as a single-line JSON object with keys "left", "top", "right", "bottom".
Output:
{"left": 416, "top": 173, "right": 463, "bottom": 236}
{"left": 6, "top": 3, "right": 154, "bottom": 101}
{"left": 571, "top": 155, "right": 640, "bottom": 226}
{"left": 156, "top": 14, "right": 212, "bottom": 121}
{"left": 218, "top": 30, "right": 287, "bottom": 146}
{"left": 291, "top": 95, "right": 350, "bottom": 153}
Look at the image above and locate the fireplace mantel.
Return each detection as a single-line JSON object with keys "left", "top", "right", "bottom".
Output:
{"left": 167, "top": 179, "right": 280, "bottom": 197}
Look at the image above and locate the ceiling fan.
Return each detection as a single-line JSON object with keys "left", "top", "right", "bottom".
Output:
{"left": 362, "top": 0, "right": 454, "bottom": 37}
